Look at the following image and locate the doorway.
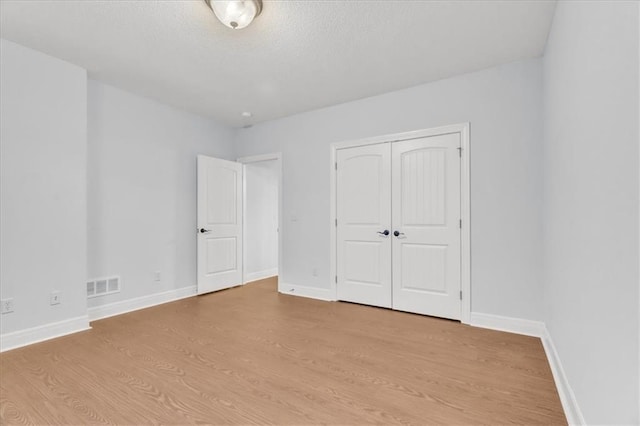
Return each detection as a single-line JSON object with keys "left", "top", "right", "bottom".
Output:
{"left": 239, "top": 153, "right": 282, "bottom": 284}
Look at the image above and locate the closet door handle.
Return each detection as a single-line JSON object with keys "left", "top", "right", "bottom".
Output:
{"left": 393, "top": 230, "right": 405, "bottom": 237}
{"left": 199, "top": 228, "right": 211, "bottom": 234}
{"left": 377, "top": 230, "right": 390, "bottom": 236}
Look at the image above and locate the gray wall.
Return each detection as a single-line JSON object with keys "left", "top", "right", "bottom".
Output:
{"left": 235, "top": 58, "right": 544, "bottom": 321}
{"left": 542, "top": 1, "right": 639, "bottom": 423}
{"left": 0, "top": 39, "right": 88, "bottom": 335}
{"left": 87, "top": 80, "right": 235, "bottom": 308}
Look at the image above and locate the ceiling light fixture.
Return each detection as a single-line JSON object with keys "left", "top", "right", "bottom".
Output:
{"left": 205, "top": 0, "right": 262, "bottom": 30}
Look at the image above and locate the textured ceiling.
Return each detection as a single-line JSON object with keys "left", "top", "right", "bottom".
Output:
{"left": 0, "top": 0, "right": 556, "bottom": 127}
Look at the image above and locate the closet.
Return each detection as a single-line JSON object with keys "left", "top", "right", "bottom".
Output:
{"left": 335, "top": 131, "right": 463, "bottom": 320}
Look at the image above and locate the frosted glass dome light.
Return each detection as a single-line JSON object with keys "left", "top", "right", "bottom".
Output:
{"left": 205, "top": 0, "right": 263, "bottom": 30}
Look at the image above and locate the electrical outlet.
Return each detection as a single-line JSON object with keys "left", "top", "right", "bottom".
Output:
{"left": 154, "top": 271, "right": 161, "bottom": 282}
{"left": 1, "top": 298, "right": 14, "bottom": 314}
{"left": 50, "top": 291, "right": 61, "bottom": 305}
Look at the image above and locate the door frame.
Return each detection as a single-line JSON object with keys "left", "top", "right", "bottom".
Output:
{"left": 329, "top": 123, "right": 471, "bottom": 324}
{"left": 237, "top": 153, "right": 283, "bottom": 285}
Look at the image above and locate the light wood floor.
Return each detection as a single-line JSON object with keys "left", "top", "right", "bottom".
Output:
{"left": 0, "top": 277, "right": 566, "bottom": 425}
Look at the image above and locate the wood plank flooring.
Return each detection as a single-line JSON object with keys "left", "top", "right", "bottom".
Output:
{"left": 0, "top": 277, "right": 566, "bottom": 425}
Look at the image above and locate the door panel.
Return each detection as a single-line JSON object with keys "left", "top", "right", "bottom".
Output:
{"left": 336, "top": 144, "right": 392, "bottom": 308}
{"left": 206, "top": 237, "right": 237, "bottom": 274}
{"left": 345, "top": 241, "right": 382, "bottom": 284}
{"left": 206, "top": 166, "right": 238, "bottom": 224}
{"left": 400, "top": 243, "right": 447, "bottom": 293}
{"left": 401, "top": 148, "right": 447, "bottom": 226}
{"left": 197, "top": 155, "right": 243, "bottom": 295}
{"left": 392, "top": 134, "right": 461, "bottom": 319}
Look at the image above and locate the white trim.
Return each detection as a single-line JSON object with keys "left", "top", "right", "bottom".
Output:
{"left": 329, "top": 123, "right": 471, "bottom": 323}
{"left": 469, "top": 312, "right": 546, "bottom": 337}
{"left": 0, "top": 315, "right": 91, "bottom": 352}
{"left": 541, "top": 327, "right": 586, "bottom": 425}
{"left": 278, "top": 282, "right": 335, "bottom": 302}
{"left": 459, "top": 123, "right": 471, "bottom": 323}
{"left": 237, "top": 153, "right": 281, "bottom": 164}
{"left": 329, "top": 145, "right": 338, "bottom": 303}
{"left": 469, "top": 313, "right": 584, "bottom": 424}
{"left": 244, "top": 268, "right": 278, "bottom": 284}
{"left": 87, "top": 286, "right": 196, "bottom": 322}
{"left": 237, "top": 153, "right": 283, "bottom": 291}
{"left": 329, "top": 123, "right": 470, "bottom": 150}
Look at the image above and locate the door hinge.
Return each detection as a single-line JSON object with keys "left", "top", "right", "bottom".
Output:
{"left": 459, "top": 219, "right": 462, "bottom": 229}
{"left": 335, "top": 218, "right": 338, "bottom": 226}
{"left": 335, "top": 275, "right": 338, "bottom": 283}
{"left": 459, "top": 291, "right": 462, "bottom": 300}
{"left": 457, "top": 147, "right": 462, "bottom": 157}
{"left": 335, "top": 162, "right": 337, "bottom": 170}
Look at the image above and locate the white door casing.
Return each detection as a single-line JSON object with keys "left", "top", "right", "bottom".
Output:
{"left": 197, "top": 155, "right": 243, "bottom": 295}
{"left": 391, "top": 133, "right": 462, "bottom": 320}
{"left": 336, "top": 143, "right": 392, "bottom": 308}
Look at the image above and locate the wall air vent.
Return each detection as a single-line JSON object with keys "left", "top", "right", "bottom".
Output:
{"left": 87, "top": 275, "right": 120, "bottom": 298}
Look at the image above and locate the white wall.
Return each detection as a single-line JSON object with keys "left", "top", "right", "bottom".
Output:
{"left": 244, "top": 160, "right": 279, "bottom": 281}
{"left": 235, "top": 58, "right": 544, "bottom": 320}
{"left": 0, "top": 39, "right": 88, "bottom": 336}
{"left": 87, "top": 80, "right": 235, "bottom": 309}
{"left": 542, "top": 1, "right": 639, "bottom": 424}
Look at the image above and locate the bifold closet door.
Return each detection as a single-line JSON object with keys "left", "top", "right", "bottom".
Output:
{"left": 391, "top": 134, "right": 461, "bottom": 320}
{"left": 336, "top": 143, "right": 392, "bottom": 308}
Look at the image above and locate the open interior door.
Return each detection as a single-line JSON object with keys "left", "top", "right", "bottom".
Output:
{"left": 197, "top": 155, "right": 243, "bottom": 295}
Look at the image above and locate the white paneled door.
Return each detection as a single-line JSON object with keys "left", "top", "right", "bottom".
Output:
{"left": 197, "top": 155, "right": 243, "bottom": 295}
{"left": 336, "top": 144, "right": 392, "bottom": 308}
{"left": 336, "top": 133, "right": 462, "bottom": 320}
{"left": 392, "top": 134, "right": 461, "bottom": 319}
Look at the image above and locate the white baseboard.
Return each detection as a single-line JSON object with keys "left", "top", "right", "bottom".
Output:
{"left": 469, "top": 312, "right": 546, "bottom": 337}
{"left": 278, "top": 282, "right": 335, "bottom": 301}
{"left": 470, "top": 312, "right": 584, "bottom": 424}
{"left": 0, "top": 315, "right": 91, "bottom": 352}
{"left": 244, "top": 268, "right": 278, "bottom": 284}
{"left": 541, "top": 327, "right": 586, "bottom": 425}
{"left": 88, "top": 286, "right": 197, "bottom": 322}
